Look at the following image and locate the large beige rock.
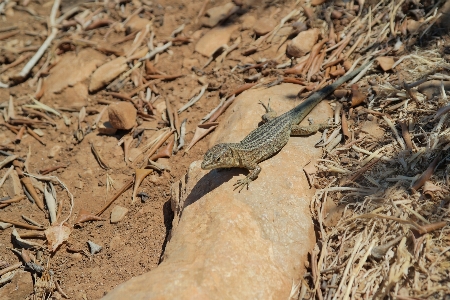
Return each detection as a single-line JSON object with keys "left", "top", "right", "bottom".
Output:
{"left": 103, "top": 83, "right": 331, "bottom": 299}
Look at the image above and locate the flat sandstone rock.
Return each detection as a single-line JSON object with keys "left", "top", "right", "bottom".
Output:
{"left": 103, "top": 83, "right": 332, "bottom": 299}
{"left": 42, "top": 48, "right": 105, "bottom": 107}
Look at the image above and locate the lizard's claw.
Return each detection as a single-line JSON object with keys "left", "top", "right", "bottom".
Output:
{"left": 233, "top": 177, "right": 251, "bottom": 192}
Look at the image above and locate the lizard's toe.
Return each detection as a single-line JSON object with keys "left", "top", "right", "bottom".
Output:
{"left": 233, "top": 178, "right": 250, "bottom": 192}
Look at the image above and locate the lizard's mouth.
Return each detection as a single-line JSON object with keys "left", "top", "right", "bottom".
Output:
{"left": 201, "top": 160, "right": 219, "bottom": 170}
{"left": 201, "top": 160, "right": 210, "bottom": 170}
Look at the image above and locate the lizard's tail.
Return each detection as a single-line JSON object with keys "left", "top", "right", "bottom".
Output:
{"left": 289, "top": 59, "right": 374, "bottom": 124}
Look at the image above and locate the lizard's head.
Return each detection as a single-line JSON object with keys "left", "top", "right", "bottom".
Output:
{"left": 201, "top": 143, "right": 235, "bottom": 170}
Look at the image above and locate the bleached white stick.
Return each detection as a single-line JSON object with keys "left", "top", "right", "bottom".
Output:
{"left": 16, "top": 0, "right": 61, "bottom": 80}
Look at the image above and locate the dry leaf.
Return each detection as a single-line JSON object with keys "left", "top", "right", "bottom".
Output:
{"left": 132, "top": 169, "right": 152, "bottom": 203}
{"left": 44, "top": 183, "right": 57, "bottom": 224}
{"left": 12, "top": 228, "right": 44, "bottom": 249}
{"left": 73, "top": 209, "right": 104, "bottom": 225}
{"left": 45, "top": 224, "right": 71, "bottom": 252}
{"left": 376, "top": 56, "right": 395, "bottom": 71}
{"left": 185, "top": 122, "right": 218, "bottom": 152}
{"left": 350, "top": 84, "right": 366, "bottom": 107}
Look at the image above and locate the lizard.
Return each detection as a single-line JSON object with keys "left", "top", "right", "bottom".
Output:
{"left": 201, "top": 60, "right": 373, "bottom": 191}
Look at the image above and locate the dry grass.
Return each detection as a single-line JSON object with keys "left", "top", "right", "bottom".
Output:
{"left": 305, "top": 28, "right": 450, "bottom": 300}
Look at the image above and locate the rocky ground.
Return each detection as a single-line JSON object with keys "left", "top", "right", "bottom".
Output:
{"left": 0, "top": 0, "right": 449, "bottom": 299}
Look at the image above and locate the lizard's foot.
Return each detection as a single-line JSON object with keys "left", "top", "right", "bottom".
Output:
{"left": 291, "top": 123, "right": 336, "bottom": 136}
{"left": 233, "top": 177, "right": 252, "bottom": 192}
{"left": 259, "top": 98, "right": 272, "bottom": 113}
{"left": 259, "top": 99, "right": 277, "bottom": 123}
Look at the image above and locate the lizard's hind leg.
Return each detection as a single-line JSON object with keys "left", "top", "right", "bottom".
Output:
{"left": 291, "top": 123, "right": 332, "bottom": 136}
{"left": 259, "top": 99, "right": 277, "bottom": 123}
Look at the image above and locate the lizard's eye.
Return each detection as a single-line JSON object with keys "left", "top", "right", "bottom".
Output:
{"left": 216, "top": 157, "right": 221, "bottom": 162}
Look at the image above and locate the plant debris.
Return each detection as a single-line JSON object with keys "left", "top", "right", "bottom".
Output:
{"left": 0, "top": 0, "right": 449, "bottom": 298}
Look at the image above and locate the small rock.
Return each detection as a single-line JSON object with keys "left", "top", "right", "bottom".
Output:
{"left": 240, "top": 15, "right": 256, "bottom": 30}
{"left": 195, "top": 25, "right": 239, "bottom": 57}
{"left": 331, "top": 10, "right": 343, "bottom": 19}
{"left": 126, "top": 15, "right": 152, "bottom": 32}
{"left": 342, "top": 60, "right": 352, "bottom": 71}
{"left": 182, "top": 58, "right": 199, "bottom": 70}
{"left": 154, "top": 100, "right": 166, "bottom": 114}
{"left": 360, "top": 120, "right": 385, "bottom": 139}
{"left": 87, "top": 240, "right": 102, "bottom": 255}
{"left": 253, "top": 17, "right": 277, "bottom": 36}
{"left": 271, "top": 27, "right": 292, "bottom": 44}
{"left": 75, "top": 181, "right": 83, "bottom": 189}
{"left": 191, "top": 29, "right": 204, "bottom": 40}
{"left": 137, "top": 192, "right": 150, "bottom": 202}
{"left": 33, "top": 128, "right": 44, "bottom": 136}
{"left": 5, "top": 7, "right": 14, "bottom": 17}
{"left": 333, "top": 89, "right": 348, "bottom": 98}
{"left": 407, "top": 19, "right": 421, "bottom": 34}
{"left": 330, "top": 67, "right": 345, "bottom": 77}
{"left": 376, "top": 56, "right": 395, "bottom": 71}
{"left": 108, "top": 102, "right": 137, "bottom": 130}
{"left": 286, "top": 28, "right": 320, "bottom": 58}
{"left": 89, "top": 57, "right": 128, "bottom": 92}
{"left": 110, "top": 205, "right": 129, "bottom": 224}
{"left": 203, "top": 3, "right": 237, "bottom": 28}
{"left": 48, "top": 145, "right": 62, "bottom": 158}
{"left": 3, "top": 170, "right": 22, "bottom": 197}
{"left": 292, "top": 21, "right": 307, "bottom": 32}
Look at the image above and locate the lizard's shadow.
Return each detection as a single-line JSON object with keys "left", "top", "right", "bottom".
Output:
{"left": 182, "top": 168, "right": 247, "bottom": 209}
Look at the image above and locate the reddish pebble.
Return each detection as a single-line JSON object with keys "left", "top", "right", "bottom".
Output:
{"left": 108, "top": 102, "right": 137, "bottom": 130}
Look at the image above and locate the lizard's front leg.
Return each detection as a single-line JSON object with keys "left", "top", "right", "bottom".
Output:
{"left": 233, "top": 163, "right": 261, "bottom": 192}
{"left": 259, "top": 99, "right": 277, "bottom": 123}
